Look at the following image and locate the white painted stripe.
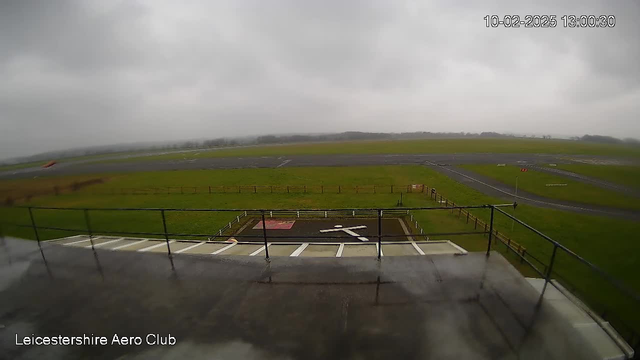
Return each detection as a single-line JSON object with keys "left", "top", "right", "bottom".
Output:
{"left": 398, "top": 218, "right": 414, "bottom": 241}
{"left": 46, "top": 234, "right": 85, "bottom": 243}
{"left": 447, "top": 240, "right": 468, "bottom": 255}
{"left": 112, "top": 239, "right": 147, "bottom": 250}
{"left": 376, "top": 243, "right": 384, "bottom": 257}
{"left": 175, "top": 242, "right": 205, "bottom": 254}
{"left": 64, "top": 236, "right": 102, "bottom": 246}
{"left": 85, "top": 238, "right": 124, "bottom": 249}
{"left": 411, "top": 242, "right": 426, "bottom": 255}
{"left": 249, "top": 243, "right": 271, "bottom": 256}
{"left": 138, "top": 240, "right": 174, "bottom": 252}
{"left": 290, "top": 243, "right": 309, "bottom": 257}
{"left": 211, "top": 242, "right": 237, "bottom": 255}
{"left": 320, "top": 226, "right": 367, "bottom": 233}
{"left": 276, "top": 159, "right": 291, "bottom": 168}
{"left": 336, "top": 243, "right": 345, "bottom": 257}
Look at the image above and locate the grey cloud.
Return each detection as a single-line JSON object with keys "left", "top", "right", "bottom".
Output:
{"left": 0, "top": 0, "right": 639, "bottom": 159}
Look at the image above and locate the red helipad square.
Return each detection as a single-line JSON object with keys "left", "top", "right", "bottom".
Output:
{"left": 252, "top": 220, "right": 296, "bottom": 230}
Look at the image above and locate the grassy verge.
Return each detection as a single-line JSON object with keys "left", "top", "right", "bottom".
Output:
{"left": 1, "top": 165, "right": 638, "bottom": 336}
{"left": 93, "top": 138, "right": 640, "bottom": 164}
{"left": 460, "top": 164, "right": 640, "bottom": 211}
{"left": 0, "top": 161, "right": 49, "bottom": 171}
{"left": 550, "top": 164, "right": 640, "bottom": 190}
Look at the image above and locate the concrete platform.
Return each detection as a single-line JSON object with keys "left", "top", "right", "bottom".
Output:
{"left": 0, "top": 237, "right": 616, "bottom": 359}
{"left": 527, "top": 278, "right": 633, "bottom": 359}
{"left": 47, "top": 235, "right": 467, "bottom": 258}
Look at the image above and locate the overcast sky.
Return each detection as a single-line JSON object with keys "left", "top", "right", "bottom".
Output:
{"left": 1, "top": 0, "right": 639, "bottom": 158}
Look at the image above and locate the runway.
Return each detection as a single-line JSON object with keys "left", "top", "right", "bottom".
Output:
{"left": 2, "top": 153, "right": 638, "bottom": 220}
{"left": 0, "top": 153, "right": 633, "bottom": 180}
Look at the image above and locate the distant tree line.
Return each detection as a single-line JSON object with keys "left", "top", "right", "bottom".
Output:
{"left": 3, "top": 131, "right": 638, "bottom": 166}
{"left": 569, "top": 135, "right": 640, "bottom": 145}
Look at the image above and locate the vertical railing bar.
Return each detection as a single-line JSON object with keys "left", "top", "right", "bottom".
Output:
{"left": 28, "top": 207, "right": 41, "bottom": 249}
{"left": 486, "top": 206, "right": 494, "bottom": 256}
{"left": 261, "top": 211, "right": 270, "bottom": 260}
{"left": 84, "top": 209, "right": 95, "bottom": 251}
{"left": 377, "top": 209, "right": 382, "bottom": 260}
{"left": 161, "top": 210, "right": 172, "bottom": 258}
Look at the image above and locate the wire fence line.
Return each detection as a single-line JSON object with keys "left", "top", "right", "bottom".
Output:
{"left": 1, "top": 178, "right": 105, "bottom": 205}
{"left": 84, "top": 184, "right": 428, "bottom": 195}
{"left": 424, "top": 188, "right": 529, "bottom": 261}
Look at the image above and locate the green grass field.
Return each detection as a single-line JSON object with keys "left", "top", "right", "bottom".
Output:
{"left": 460, "top": 164, "right": 640, "bottom": 211}
{"left": 1, "top": 165, "right": 639, "bottom": 337}
{"left": 550, "top": 164, "right": 640, "bottom": 190}
{"left": 93, "top": 138, "right": 640, "bottom": 164}
{"left": 0, "top": 161, "right": 48, "bottom": 171}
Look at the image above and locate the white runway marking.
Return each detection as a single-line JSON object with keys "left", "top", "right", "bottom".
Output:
{"left": 250, "top": 244, "right": 271, "bottom": 256}
{"left": 320, "top": 225, "right": 369, "bottom": 241}
{"left": 175, "top": 242, "right": 205, "bottom": 253}
{"left": 336, "top": 243, "right": 345, "bottom": 257}
{"left": 276, "top": 159, "right": 291, "bottom": 168}
{"left": 138, "top": 240, "right": 174, "bottom": 252}
{"left": 212, "top": 242, "right": 237, "bottom": 255}
{"left": 411, "top": 242, "right": 426, "bottom": 255}
{"left": 290, "top": 243, "right": 309, "bottom": 257}
{"left": 112, "top": 239, "right": 147, "bottom": 250}
{"left": 85, "top": 238, "right": 124, "bottom": 249}
{"left": 64, "top": 236, "right": 102, "bottom": 246}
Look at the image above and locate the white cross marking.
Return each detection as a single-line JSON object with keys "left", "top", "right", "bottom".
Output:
{"left": 320, "top": 225, "right": 369, "bottom": 241}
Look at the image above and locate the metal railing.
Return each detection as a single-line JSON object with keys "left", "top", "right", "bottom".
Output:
{"left": 1, "top": 202, "right": 638, "bottom": 354}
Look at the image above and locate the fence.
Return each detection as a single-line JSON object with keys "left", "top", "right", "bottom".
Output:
{"left": 0, "top": 203, "right": 638, "bottom": 353}
{"left": 1, "top": 178, "right": 105, "bottom": 205}
{"left": 425, "top": 188, "right": 529, "bottom": 259}
{"left": 84, "top": 184, "right": 427, "bottom": 196}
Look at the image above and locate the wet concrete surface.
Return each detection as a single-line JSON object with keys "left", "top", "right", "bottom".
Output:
{"left": 425, "top": 163, "right": 640, "bottom": 220}
{"left": 1, "top": 153, "right": 635, "bottom": 180}
{"left": 0, "top": 237, "right": 604, "bottom": 359}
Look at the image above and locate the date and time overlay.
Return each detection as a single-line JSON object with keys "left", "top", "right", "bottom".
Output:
{"left": 484, "top": 15, "right": 616, "bottom": 28}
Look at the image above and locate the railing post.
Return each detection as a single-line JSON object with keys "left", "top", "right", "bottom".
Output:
{"left": 261, "top": 211, "right": 270, "bottom": 260}
{"left": 545, "top": 245, "right": 558, "bottom": 287}
{"left": 160, "top": 210, "right": 172, "bottom": 258}
{"left": 83, "top": 209, "right": 95, "bottom": 251}
{"left": 208, "top": 186, "right": 211, "bottom": 194}
{"left": 27, "top": 207, "right": 41, "bottom": 249}
{"left": 486, "top": 206, "right": 495, "bottom": 256}
{"left": 377, "top": 209, "right": 382, "bottom": 260}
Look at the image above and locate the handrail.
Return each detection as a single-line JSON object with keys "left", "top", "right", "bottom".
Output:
{"left": 494, "top": 206, "right": 640, "bottom": 303}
